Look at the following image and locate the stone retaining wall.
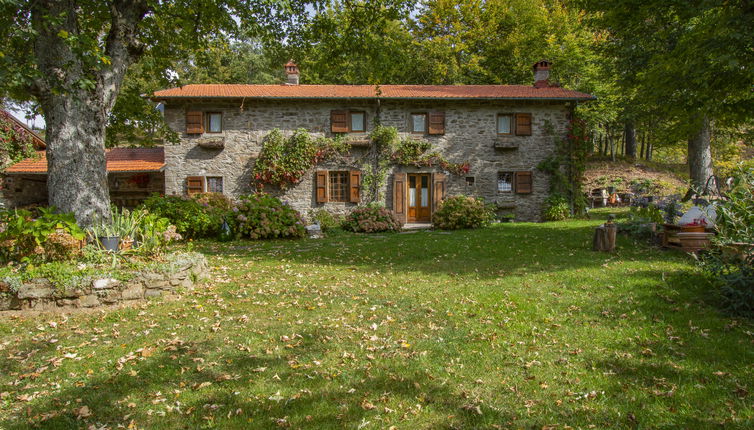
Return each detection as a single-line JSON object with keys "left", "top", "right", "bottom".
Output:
{"left": 0, "top": 253, "right": 209, "bottom": 312}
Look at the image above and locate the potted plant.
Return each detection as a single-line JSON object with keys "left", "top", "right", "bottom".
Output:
{"left": 88, "top": 222, "right": 120, "bottom": 252}
{"left": 681, "top": 218, "right": 707, "bottom": 233}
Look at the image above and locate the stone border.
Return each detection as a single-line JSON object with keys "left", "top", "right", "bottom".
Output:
{"left": 0, "top": 253, "right": 209, "bottom": 311}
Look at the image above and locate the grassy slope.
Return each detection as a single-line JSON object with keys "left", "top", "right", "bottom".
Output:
{"left": 584, "top": 157, "right": 688, "bottom": 195}
{"left": 0, "top": 215, "right": 752, "bottom": 429}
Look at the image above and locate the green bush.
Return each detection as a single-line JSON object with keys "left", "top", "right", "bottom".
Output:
{"left": 0, "top": 207, "right": 85, "bottom": 263}
{"left": 308, "top": 209, "right": 343, "bottom": 233}
{"left": 542, "top": 195, "right": 570, "bottom": 221}
{"left": 714, "top": 168, "right": 754, "bottom": 245}
{"left": 342, "top": 204, "right": 403, "bottom": 233}
{"left": 234, "top": 193, "right": 306, "bottom": 240}
{"left": 141, "top": 194, "right": 223, "bottom": 239}
{"left": 431, "top": 196, "right": 494, "bottom": 230}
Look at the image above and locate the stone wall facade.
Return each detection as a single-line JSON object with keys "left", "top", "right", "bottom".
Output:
{"left": 163, "top": 99, "right": 571, "bottom": 221}
{"left": 0, "top": 253, "right": 208, "bottom": 312}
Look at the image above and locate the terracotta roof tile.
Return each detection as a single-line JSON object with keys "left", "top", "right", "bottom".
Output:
{"left": 5, "top": 147, "right": 165, "bottom": 174}
{"left": 153, "top": 84, "right": 595, "bottom": 101}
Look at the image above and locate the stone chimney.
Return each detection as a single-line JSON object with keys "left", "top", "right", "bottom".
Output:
{"left": 533, "top": 60, "right": 552, "bottom": 88}
{"left": 285, "top": 60, "right": 299, "bottom": 85}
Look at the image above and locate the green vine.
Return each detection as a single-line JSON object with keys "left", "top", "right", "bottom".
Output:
{"left": 537, "top": 117, "right": 590, "bottom": 216}
{"left": 252, "top": 129, "right": 349, "bottom": 189}
{"left": 391, "top": 137, "right": 470, "bottom": 175}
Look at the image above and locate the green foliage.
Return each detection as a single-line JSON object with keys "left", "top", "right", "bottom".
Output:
{"left": 628, "top": 205, "right": 664, "bottom": 225}
{"left": 432, "top": 195, "right": 494, "bottom": 230}
{"left": 714, "top": 168, "right": 754, "bottom": 245}
{"left": 699, "top": 250, "right": 754, "bottom": 317}
{"left": 253, "top": 129, "right": 348, "bottom": 189}
{"left": 0, "top": 111, "right": 36, "bottom": 167}
{"left": 542, "top": 195, "right": 570, "bottom": 221}
{"left": 390, "top": 136, "right": 470, "bottom": 175}
{"left": 308, "top": 209, "right": 343, "bottom": 233}
{"left": 234, "top": 193, "right": 306, "bottom": 240}
{"left": 342, "top": 204, "right": 402, "bottom": 233}
{"left": 141, "top": 195, "right": 223, "bottom": 239}
{"left": 0, "top": 207, "right": 85, "bottom": 263}
{"left": 539, "top": 118, "right": 591, "bottom": 217}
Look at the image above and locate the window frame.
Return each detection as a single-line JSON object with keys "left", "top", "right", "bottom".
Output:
{"left": 328, "top": 171, "right": 350, "bottom": 202}
{"left": 348, "top": 111, "right": 366, "bottom": 133}
{"left": 410, "top": 112, "right": 428, "bottom": 134}
{"left": 205, "top": 112, "right": 223, "bottom": 134}
{"left": 206, "top": 176, "right": 224, "bottom": 193}
{"left": 497, "top": 114, "right": 513, "bottom": 135}
{"left": 497, "top": 171, "right": 513, "bottom": 193}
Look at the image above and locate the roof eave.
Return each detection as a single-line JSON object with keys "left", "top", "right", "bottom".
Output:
{"left": 153, "top": 95, "right": 596, "bottom": 102}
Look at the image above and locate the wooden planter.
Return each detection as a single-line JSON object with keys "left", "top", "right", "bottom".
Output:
{"left": 680, "top": 225, "right": 706, "bottom": 233}
{"left": 677, "top": 232, "right": 714, "bottom": 253}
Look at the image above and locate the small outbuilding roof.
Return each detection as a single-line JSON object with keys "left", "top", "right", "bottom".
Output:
{"left": 5, "top": 147, "right": 165, "bottom": 174}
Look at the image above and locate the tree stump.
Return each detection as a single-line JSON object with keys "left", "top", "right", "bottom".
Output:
{"left": 593, "top": 223, "right": 617, "bottom": 252}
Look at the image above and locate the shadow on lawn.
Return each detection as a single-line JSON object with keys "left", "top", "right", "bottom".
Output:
{"left": 197, "top": 221, "right": 685, "bottom": 284}
{"left": 3, "top": 329, "right": 516, "bottom": 429}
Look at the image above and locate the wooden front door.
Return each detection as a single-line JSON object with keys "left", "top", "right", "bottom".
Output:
{"left": 407, "top": 173, "right": 431, "bottom": 222}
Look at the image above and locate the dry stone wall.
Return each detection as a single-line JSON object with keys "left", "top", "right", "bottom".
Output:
{"left": 163, "top": 99, "right": 570, "bottom": 221}
{"left": 0, "top": 253, "right": 208, "bottom": 312}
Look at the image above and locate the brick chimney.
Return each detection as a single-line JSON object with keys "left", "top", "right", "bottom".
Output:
{"left": 285, "top": 60, "right": 299, "bottom": 85}
{"left": 533, "top": 60, "right": 552, "bottom": 88}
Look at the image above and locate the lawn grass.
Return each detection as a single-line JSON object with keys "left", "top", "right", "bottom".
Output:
{"left": 1, "top": 212, "right": 752, "bottom": 429}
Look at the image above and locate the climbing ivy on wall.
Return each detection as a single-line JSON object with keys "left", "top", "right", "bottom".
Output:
{"left": 252, "top": 129, "right": 349, "bottom": 189}
{"left": 538, "top": 117, "right": 590, "bottom": 216}
{"left": 0, "top": 111, "right": 36, "bottom": 169}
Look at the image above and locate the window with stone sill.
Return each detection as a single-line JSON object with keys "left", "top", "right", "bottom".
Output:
{"left": 411, "top": 113, "right": 427, "bottom": 134}
{"left": 350, "top": 112, "right": 365, "bottom": 133}
{"left": 328, "top": 171, "right": 349, "bottom": 202}
{"left": 206, "top": 112, "right": 223, "bottom": 133}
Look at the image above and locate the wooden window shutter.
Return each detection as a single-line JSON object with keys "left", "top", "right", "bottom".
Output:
{"left": 330, "top": 110, "right": 348, "bottom": 133}
{"left": 392, "top": 172, "right": 407, "bottom": 224}
{"left": 315, "top": 170, "right": 329, "bottom": 203}
{"left": 186, "top": 111, "right": 204, "bottom": 134}
{"left": 186, "top": 176, "right": 205, "bottom": 195}
{"left": 515, "top": 113, "right": 532, "bottom": 136}
{"left": 514, "top": 171, "right": 533, "bottom": 194}
{"left": 349, "top": 170, "right": 361, "bottom": 203}
{"left": 428, "top": 111, "right": 445, "bottom": 135}
{"left": 432, "top": 172, "right": 447, "bottom": 211}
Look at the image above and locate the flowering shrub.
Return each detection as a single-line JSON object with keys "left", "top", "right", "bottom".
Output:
{"left": 342, "top": 204, "right": 403, "bottom": 233}
{"left": 234, "top": 193, "right": 306, "bottom": 240}
{"left": 193, "top": 192, "right": 234, "bottom": 211}
{"left": 432, "top": 195, "right": 494, "bottom": 230}
{"left": 141, "top": 194, "right": 223, "bottom": 239}
{"left": 252, "top": 129, "right": 349, "bottom": 189}
{"left": 391, "top": 137, "right": 470, "bottom": 175}
{"left": 0, "top": 111, "right": 36, "bottom": 168}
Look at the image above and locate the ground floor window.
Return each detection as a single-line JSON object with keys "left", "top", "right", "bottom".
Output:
{"left": 186, "top": 176, "right": 224, "bottom": 195}
{"left": 498, "top": 172, "right": 513, "bottom": 192}
{"left": 328, "top": 171, "right": 349, "bottom": 202}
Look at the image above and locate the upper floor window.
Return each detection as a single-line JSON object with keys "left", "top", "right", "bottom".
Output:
{"left": 497, "top": 113, "right": 533, "bottom": 136}
{"left": 497, "top": 114, "right": 512, "bottom": 135}
{"left": 206, "top": 112, "right": 223, "bottom": 133}
{"left": 331, "top": 110, "right": 366, "bottom": 133}
{"left": 411, "top": 113, "right": 427, "bottom": 133}
{"left": 350, "top": 111, "right": 365, "bottom": 132}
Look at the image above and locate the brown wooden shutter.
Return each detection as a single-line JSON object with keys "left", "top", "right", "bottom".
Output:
{"left": 392, "top": 172, "right": 407, "bottom": 224}
{"left": 330, "top": 110, "right": 348, "bottom": 133}
{"left": 432, "top": 172, "right": 447, "bottom": 211}
{"left": 315, "top": 170, "right": 329, "bottom": 203}
{"left": 515, "top": 113, "right": 532, "bottom": 136}
{"left": 186, "top": 111, "right": 204, "bottom": 134}
{"left": 428, "top": 111, "right": 445, "bottom": 135}
{"left": 514, "top": 171, "right": 533, "bottom": 194}
{"left": 349, "top": 170, "right": 361, "bottom": 203}
{"left": 186, "top": 176, "right": 205, "bottom": 195}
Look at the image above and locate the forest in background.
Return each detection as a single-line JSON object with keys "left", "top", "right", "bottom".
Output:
{"left": 4, "top": 0, "right": 753, "bottom": 179}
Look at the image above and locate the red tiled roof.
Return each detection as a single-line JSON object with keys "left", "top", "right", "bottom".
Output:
{"left": 152, "top": 84, "right": 595, "bottom": 101}
{"left": 5, "top": 147, "right": 165, "bottom": 174}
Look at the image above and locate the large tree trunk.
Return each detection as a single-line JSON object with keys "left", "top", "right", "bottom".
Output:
{"left": 31, "top": 0, "right": 148, "bottom": 226}
{"left": 688, "top": 116, "right": 715, "bottom": 192}
{"left": 625, "top": 121, "right": 637, "bottom": 159}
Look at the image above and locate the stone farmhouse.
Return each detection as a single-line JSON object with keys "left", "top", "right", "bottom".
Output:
{"left": 3, "top": 61, "right": 594, "bottom": 223}
{"left": 152, "top": 61, "right": 593, "bottom": 222}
